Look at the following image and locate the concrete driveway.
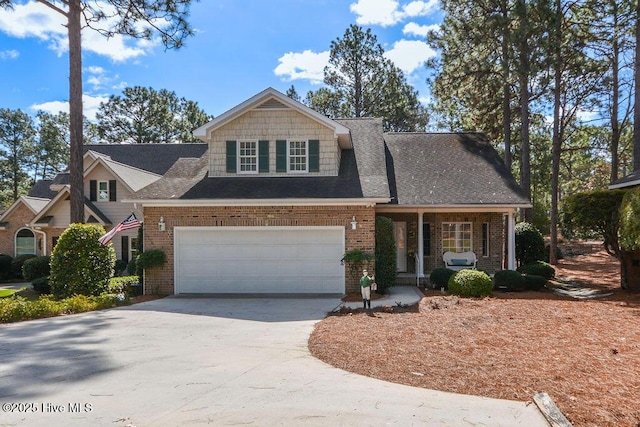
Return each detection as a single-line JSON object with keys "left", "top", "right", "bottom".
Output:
{"left": 0, "top": 297, "right": 548, "bottom": 426}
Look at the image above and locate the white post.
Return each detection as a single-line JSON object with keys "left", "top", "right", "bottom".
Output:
{"left": 507, "top": 210, "right": 516, "bottom": 270}
{"left": 417, "top": 211, "right": 424, "bottom": 284}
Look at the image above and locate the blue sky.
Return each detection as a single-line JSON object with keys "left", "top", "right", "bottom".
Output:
{"left": 0, "top": 0, "right": 442, "bottom": 121}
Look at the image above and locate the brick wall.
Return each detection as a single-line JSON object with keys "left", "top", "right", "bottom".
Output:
{"left": 0, "top": 203, "right": 40, "bottom": 256}
{"left": 143, "top": 205, "right": 375, "bottom": 295}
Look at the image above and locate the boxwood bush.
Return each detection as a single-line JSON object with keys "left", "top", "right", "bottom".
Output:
{"left": 109, "top": 276, "right": 140, "bottom": 296}
{"left": 32, "top": 277, "right": 51, "bottom": 294}
{"left": 523, "top": 274, "right": 547, "bottom": 291}
{"left": 49, "top": 224, "right": 116, "bottom": 298}
{"left": 22, "top": 256, "right": 50, "bottom": 281}
{"left": 448, "top": 270, "right": 493, "bottom": 297}
{"left": 375, "top": 216, "right": 397, "bottom": 293}
{"left": 429, "top": 267, "right": 456, "bottom": 289}
{"left": 493, "top": 270, "right": 525, "bottom": 292}
{"left": 0, "top": 254, "right": 13, "bottom": 279}
{"left": 515, "top": 222, "right": 545, "bottom": 266}
{"left": 11, "top": 254, "right": 36, "bottom": 278}
{"left": 517, "top": 261, "right": 555, "bottom": 280}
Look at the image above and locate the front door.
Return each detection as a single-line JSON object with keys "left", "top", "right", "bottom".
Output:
{"left": 394, "top": 221, "right": 407, "bottom": 272}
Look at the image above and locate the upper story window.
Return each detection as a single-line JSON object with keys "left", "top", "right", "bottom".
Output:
{"left": 238, "top": 140, "right": 258, "bottom": 174}
{"left": 98, "top": 181, "right": 109, "bottom": 201}
{"left": 90, "top": 180, "right": 116, "bottom": 202}
{"left": 442, "top": 222, "right": 472, "bottom": 253}
{"left": 288, "top": 140, "right": 308, "bottom": 173}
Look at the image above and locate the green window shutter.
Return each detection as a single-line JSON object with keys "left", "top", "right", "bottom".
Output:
{"left": 259, "top": 140, "right": 269, "bottom": 173}
{"left": 89, "top": 180, "right": 97, "bottom": 201}
{"left": 121, "top": 236, "right": 129, "bottom": 263}
{"left": 309, "top": 140, "right": 320, "bottom": 172}
{"left": 276, "top": 140, "right": 287, "bottom": 172}
{"left": 109, "top": 180, "right": 117, "bottom": 201}
{"left": 226, "top": 140, "right": 237, "bottom": 173}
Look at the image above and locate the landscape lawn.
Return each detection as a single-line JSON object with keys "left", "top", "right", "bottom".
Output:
{"left": 0, "top": 289, "right": 17, "bottom": 298}
{"left": 309, "top": 241, "right": 640, "bottom": 427}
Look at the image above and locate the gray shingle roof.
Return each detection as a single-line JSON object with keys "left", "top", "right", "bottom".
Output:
{"left": 384, "top": 132, "right": 529, "bottom": 206}
{"left": 83, "top": 143, "right": 208, "bottom": 175}
{"left": 28, "top": 180, "right": 57, "bottom": 199}
{"left": 610, "top": 170, "right": 640, "bottom": 189}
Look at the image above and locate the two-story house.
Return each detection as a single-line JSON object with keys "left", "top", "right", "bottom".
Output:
{"left": 0, "top": 87, "right": 530, "bottom": 295}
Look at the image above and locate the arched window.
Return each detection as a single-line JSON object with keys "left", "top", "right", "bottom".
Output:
{"left": 15, "top": 228, "right": 36, "bottom": 257}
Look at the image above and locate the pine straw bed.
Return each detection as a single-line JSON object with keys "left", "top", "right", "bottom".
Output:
{"left": 309, "top": 242, "right": 640, "bottom": 427}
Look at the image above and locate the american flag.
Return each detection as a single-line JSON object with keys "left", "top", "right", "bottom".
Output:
{"left": 99, "top": 213, "right": 141, "bottom": 245}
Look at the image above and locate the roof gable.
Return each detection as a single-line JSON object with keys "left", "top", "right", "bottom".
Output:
{"left": 84, "top": 153, "right": 162, "bottom": 193}
{"left": 0, "top": 196, "right": 50, "bottom": 222}
{"left": 193, "top": 88, "right": 353, "bottom": 149}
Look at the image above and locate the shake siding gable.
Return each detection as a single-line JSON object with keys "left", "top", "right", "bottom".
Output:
{"left": 208, "top": 109, "right": 340, "bottom": 177}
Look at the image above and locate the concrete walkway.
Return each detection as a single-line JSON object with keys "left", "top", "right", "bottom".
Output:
{"left": 339, "top": 285, "right": 424, "bottom": 310}
{"left": 0, "top": 296, "right": 549, "bottom": 426}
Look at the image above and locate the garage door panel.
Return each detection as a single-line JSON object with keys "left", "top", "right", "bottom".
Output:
{"left": 175, "top": 227, "right": 344, "bottom": 294}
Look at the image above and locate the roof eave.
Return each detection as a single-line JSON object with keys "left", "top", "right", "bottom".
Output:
{"left": 123, "top": 197, "right": 390, "bottom": 207}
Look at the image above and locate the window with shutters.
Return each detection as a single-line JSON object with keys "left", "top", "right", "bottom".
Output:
{"left": 238, "top": 140, "right": 258, "bottom": 173}
{"left": 98, "top": 181, "right": 109, "bottom": 202}
{"left": 288, "top": 140, "right": 307, "bottom": 172}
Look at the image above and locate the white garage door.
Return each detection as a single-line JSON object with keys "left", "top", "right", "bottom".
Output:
{"left": 174, "top": 226, "right": 345, "bottom": 294}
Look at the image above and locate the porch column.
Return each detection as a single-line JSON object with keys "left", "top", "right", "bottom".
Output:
{"left": 417, "top": 211, "right": 424, "bottom": 280}
{"left": 507, "top": 210, "right": 516, "bottom": 270}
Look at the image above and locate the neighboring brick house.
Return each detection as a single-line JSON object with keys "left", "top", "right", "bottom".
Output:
{"left": 2, "top": 87, "right": 530, "bottom": 295}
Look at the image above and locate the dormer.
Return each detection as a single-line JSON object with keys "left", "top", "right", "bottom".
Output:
{"left": 193, "top": 88, "right": 351, "bottom": 177}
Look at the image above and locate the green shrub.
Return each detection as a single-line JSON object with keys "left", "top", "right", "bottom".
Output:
{"left": 493, "top": 270, "right": 525, "bottom": 292}
{"left": 22, "top": 256, "right": 50, "bottom": 281}
{"left": 136, "top": 249, "right": 167, "bottom": 269}
{"left": 448, "top": 270, "right": 493, "bottom": 297}
{"left": 11, "top": 254, "right": 36, "bottom": 278}
{"left": 127, "top": 258, "right": 137, "bottom": 276}
{"left": 620, "top": 186, "right": 640, "bottom": 250}
{"left": 429, "top": 268, "right": 456, "bottom": 289}
{"left": 0, "top": 254, "right": 13, "bottom": 279}
{"left": 375, "top": 216, "right": 396, "bottom": 293}
{"left": 32, "top": 277, "right": 51, "bottom": 294}
{"left": 523, "top": 275, "right": 547, "bottom": 291}
{"left": 0, "top": 293, "right": 128, "bottom": 323}
{"left": 49, "top": 224, "right": 116, "bottom": 299}
{"left": 109, "top": 276, "right": 140, "bottom": 296}
{"left": 515, "top": 222, "right": 545, "bottom": 266}
{"left": 114, "top": 259, "right": 127, "bottom": 276}
{"left": 517, "top": 261, "right": 555, "bottom": 280}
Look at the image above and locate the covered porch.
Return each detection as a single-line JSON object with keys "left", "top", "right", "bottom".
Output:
{"left": 376, "top": 207, "right": 518, "bottom": 286}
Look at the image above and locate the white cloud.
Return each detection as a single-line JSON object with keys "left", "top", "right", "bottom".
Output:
{"left": 385, "top": 39, "right": 436, "bottom": 74}
{"left": 0, "top": 49, "right": 19, "bottom": 59}
{"left": 0, "top": 1, "right": 155, "bottom": 62}
{"left": 274, "top": 50, "right": 330, "bottom": 83}
{"left": 31, "top": 94, "right": 110, "bottom": 121}
{"left": 350, "top": 0, "right": 439, "bottom": 27}
{"left": 402, "top": 22, "right": 439, "bottom": 37}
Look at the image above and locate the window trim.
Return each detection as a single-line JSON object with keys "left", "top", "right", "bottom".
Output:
{"left": 287, "top": 139, "right": 309, "bottom": 173}
{"left": 441, "top": 222, "right": 473, "bottom": 253}
{"left": 129, "top": 236, "right": 139, "bottom": 264}
{"left": 15, "top": 227, "right": 36, "bottom": 257}
{"left": 97, "top": 180, "right": 109, "bottom": 202}
{"left": 237, "top": 139, "right": 259, "bottom": 174}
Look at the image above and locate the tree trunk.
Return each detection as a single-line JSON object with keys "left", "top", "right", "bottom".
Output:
{"left": 550, "top": 0, "right": 562, "bottom": 266}
{"left": 610, "top": 2, "right": 620, "bottom": 182}
{"left": 634, "top": 0, "right": 640, "bottom": 171}
{"left": 68, "top": 0, "right": 84, "bottom": 223}
{"left": 501, "top": 0, "right": 512, "bottom": 171}
{"left": 519, "top": 47, "right": 532, "bottom": 222}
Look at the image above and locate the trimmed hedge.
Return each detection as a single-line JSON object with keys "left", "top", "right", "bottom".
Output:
{"left": 429, "top": 268, "right": 456, "bottom": 289}
{"left": 448, "top": 270, "right": 493, "bottom": 297}
{"left": 515, "top": 222, "right": 545, "bottom": 266}
{"left": 11, "top": 254, "right": 36, "bottom": 278}
{"left": 32, "top": 277, "right": 50, "bottom": 294}
{"left": 493, "top": 270, "right": 525, "bottom": 292}
{"left": 523, "top": 275, "right": 547, "bottom": 291}
{"left": 0, "top": 254, "right": 12, "bottom": 279}
{"left": 517, "top": 261, "right": 555, "bottom": 280}
{"left": 22, "top": 256, "right": 50, "bottom": 281}
{"left": 0, "top": 293, "right": 128, "bottom": 323}
{"left": 375, "top": 216, "right": 397, "bottom": 293}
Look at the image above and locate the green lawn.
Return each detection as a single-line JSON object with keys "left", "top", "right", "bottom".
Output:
{"left": 0, "top": 289, "right": 18, "bottom": 298}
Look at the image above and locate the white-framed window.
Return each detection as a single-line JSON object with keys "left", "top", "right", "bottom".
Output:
{"left": 288, "top": 139, "right": 308, "bottom": 173}
{"left": 442, "top": 222, "right": 472, "bottom": 253}
{"left": 98, "top": 181, "right": 109, "bottom": 202}
{"left": 15, "top": 228, "right": 36, "bottom": 257}
{"left": 238, "top": 140, "right": 258, "bottom": 173}
{"left": 130, "top": 237, "right": 139, "bottom": 262}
